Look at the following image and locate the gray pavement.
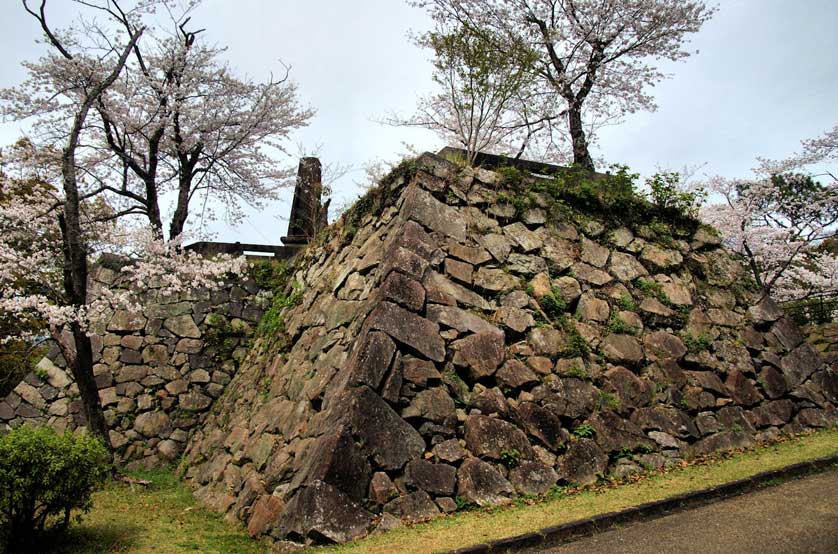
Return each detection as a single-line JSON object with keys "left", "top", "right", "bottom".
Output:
{"left": 536, "top": 469, "right": 838, "bottom": 554}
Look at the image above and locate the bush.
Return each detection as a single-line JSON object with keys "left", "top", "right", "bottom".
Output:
{"left": 645, "top": 171, "right": 706, "bottom": 219}
{"left": 0, "top": 426, "right": 110, "bottom": 552}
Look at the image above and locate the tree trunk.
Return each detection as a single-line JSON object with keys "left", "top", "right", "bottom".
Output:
{"left": 567, "top": 103, "right": 595, "bottom": 171}
{"left": 57, "top": 183, "right": 112, "bottom": 451}
{"left": 144, "top": 127, "right": 166, "bottom": 239}
{"left": 30, "top": 10, "right": 142, "bottom": 454}
{"left": 168, "top": 172, "right": 192, "bottom": 240}
{"left": 69, "top": 324, "right": 112, "bottom": 449}
{"left": 144, "top": 176, "right": 164, "bottom": 240}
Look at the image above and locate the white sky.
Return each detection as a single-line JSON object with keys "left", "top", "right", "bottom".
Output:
{"left": 1, "top": 0, "right": 837, "bottom": 244}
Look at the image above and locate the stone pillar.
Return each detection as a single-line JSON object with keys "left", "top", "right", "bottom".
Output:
{"left": 282, "top": 157, "right": 323, "bottom": 246}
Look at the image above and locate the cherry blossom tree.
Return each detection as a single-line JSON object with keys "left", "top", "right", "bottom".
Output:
{"left": 7, "top": 1, "right": 313, "bottom": 240}
{"left": 0, "top": 0, "right": 146, "bottom": 447}
{"left": 388, "top": 23, "right": 565, "bottom": 163}
{"left": 97, "top": 31, "right": 313, "bottom": 239}
{"left": 0, "top": 157, "right": 52, "bottom": 397}
{"left": 0, "top": 143, "right": 246, "bottom": 450}
{"left": 411, "top": 0, "right": 716, "bottom": 169}
{"left": 701, "top": 126, "right": 838, "bottom": 302}
{"left": 756, "top": 124, "right": 838, "bottom": 180}
{"left": 0, "top": 1, "right": 247, "bottom": 450}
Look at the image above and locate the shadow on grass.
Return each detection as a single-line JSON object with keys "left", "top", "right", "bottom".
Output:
{"left": 40, "top": 521, "right": 141, "bottom": 554}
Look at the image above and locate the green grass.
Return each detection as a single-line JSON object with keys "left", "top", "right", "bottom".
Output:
{"left": 49, "top": 468, "right": 268, "bottom": 554}
{"left": 41, "top": 427, "right": 838, "bottom": 554}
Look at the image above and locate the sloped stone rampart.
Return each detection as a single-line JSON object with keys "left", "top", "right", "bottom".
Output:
{"left": 178, "top": 153, "right": 838, "bottom": 546}
{"left": 0, "top": 265, "right": 267, "bottom": 467}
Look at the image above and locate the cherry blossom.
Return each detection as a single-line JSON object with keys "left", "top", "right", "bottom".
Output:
{"left": 701, "top": 125, "right": 838, "bottom": 301}
{"left": 410, "top": 0, "right": 716, "bottom": 168}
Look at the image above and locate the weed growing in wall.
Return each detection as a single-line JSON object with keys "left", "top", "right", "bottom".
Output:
{"left": 499, "top": 448, "right": 522, "bottom": 468}
{"left": 340, "top": 157, "right": 419, "bottom": 246}
{"left": 540, "top": 286, "right": 568, "bottom": 320}
{"left": 607, "top": 312, "right": 629, "bottom": 334}
{"left": 258, "top": 281, "right": 303, "bottom": 338}
{"left": 616, "top": 294, "right": 638, "bottom": 312}
{"left": 682, "top": 331, "right": 713, "bottom": 353}
{"left": 249, "top": 258, "right": 304, "bottom": 352}
{"left": 573, "top": 423, "right": 595, "bottom": 438}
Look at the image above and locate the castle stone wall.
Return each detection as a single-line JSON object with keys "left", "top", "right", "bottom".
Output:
{"left": 0, "top": 264, "right": 267, "bottom": 467}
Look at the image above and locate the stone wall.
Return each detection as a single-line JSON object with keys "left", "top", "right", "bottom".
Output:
{"left": 806, "top": 321, "right": 838, "bottom": 367}
{"left": 0, "top": 262, "right": 267, "bottom": 467}
{"left": 181, "top": 153, "right": 838, "bottom": 546}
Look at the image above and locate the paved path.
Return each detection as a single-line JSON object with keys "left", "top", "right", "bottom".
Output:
{"left": 537, "top": 470, "right": 838, "bottom": 554}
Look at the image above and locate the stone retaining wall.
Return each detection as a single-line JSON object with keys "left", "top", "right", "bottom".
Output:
{"left": 806, "top": 321, "right": 838, "bottom": 370}
{"left": 181, "top": 153, "right": 838, "bottom": 546}
{"left": 0, "top": 263, "right": 267, "bottom": 467}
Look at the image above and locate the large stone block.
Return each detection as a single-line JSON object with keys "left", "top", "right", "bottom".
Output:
{"left": 290, "top": 428, "right": 371, "bottom": 502}
{"left": 405, "top": 460, "right": 457, "bottom": 496}
{"left": 556, "top": 438, "right": 607, "bottom": 485}
{"left": 383, "top": 490, "right": 440, "bottom": 522}
{"left": 503, "top": 222, "right": 542, "bottom": 252}
{"left": 276, "top": 481, "right": 372, "bottom": 544}
{"left": 164, "top": 314, "right": 201, "bottom": 338}
{"left": 587, "top": 411, "right": 653, "bottom": 453}
{"left": 509, "top": 461, "right": 558, "bottom": 496}
{"left": 247, "top": 495, "right": 285, "bottom": 538}
{"left": 601, "top": 334, "right": 644, "bottom": 365}
{"left": 474, "top": 267, "right": 520, "bottom": 292}
{"left": 402, "top": 186, "right": 466, "bottom": 241}
{"left": 108, "top": 310, "right": 147, "bottom": 332}
{"left": 630, "top": 406, "right": 698, "bottom": 438}
{"left": 427, "top": 305, "right": 502, "bottom": 336}
{"left": 533, "top": 378, "right": 596, "bottom": 419}
{"left": 337, "top": 387, "right": 425, "bottom": 471}
{"left": 781, "top": 343, "right": 823, "bottom": 388}
{"left": 452, "top": 332, "right": 506, "bottom": 379}
{"left": 456, "top": 458, "right": 514, "bottom": 507}
{"left": 345, "top": 331, "right": 396, "bottom": 390}
{"left": 134, "top": 411, "right": 172, "bottom": 438}
{"left": 380, "top": 272, "right": 425, "bottom": 311}
{"left": 402, "top": 387, "right": 456, "bottom": 423}
{"left": 464, "top": 414, "right": 533, "bottom": 461}
{"left": 608, "top": 251, "right": 647, "bottom": 281}
{"left": 514, "top": 402, "right": 567, "bottom": 450}
{"left": 369, "top": 301, "right": 445, "bottom": 362}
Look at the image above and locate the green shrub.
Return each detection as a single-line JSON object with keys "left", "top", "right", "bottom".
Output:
{"left": 635, "top": 277, "right": 666, "bottom": 303}
{"left": 0, "top": 315, "right": 47, "bottom": 398}
{"left": 257, "top": 280, "right": 304, "bottom": 337}
{"left": 645, "top": 171, "right": 706, "bottom": 219}
{"left": 247, "top": 259, "right": 290, "bottom": 291}
{"left": 496, "top": 165, "right": 526, "bottom": 188}
{"left": 0, "top": 426, "right": 110, "bottom": 551}
{"left": 455, "top": 496, "right": 476, "bottom": 511}
{"left": 558, "top": 317, "right": 590, "bottom": 358}
{"left": 565, "top": 365, "right": 592, "bottom": 381}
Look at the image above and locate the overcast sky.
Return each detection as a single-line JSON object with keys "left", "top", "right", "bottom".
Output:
{"left": 1, "top": 0, "right": 837, "bottom": 244}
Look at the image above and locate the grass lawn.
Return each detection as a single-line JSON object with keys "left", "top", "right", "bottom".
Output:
{"left": 49, "top": 470, "right": 269, "bottom": 554}
{"left": 45, "top": 427, "right": 838, "bottom": 554}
